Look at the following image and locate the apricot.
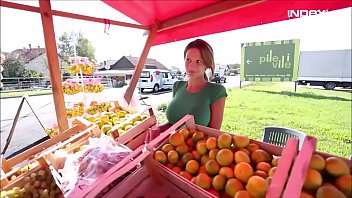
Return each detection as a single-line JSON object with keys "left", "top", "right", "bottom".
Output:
{"left": 268, "top": 167, "right": 277, "bottom": 177}
{"left": 212, "top": 174, "right": 226, "bottom": 191}
{"left": 195, "top": 173, "right": 212, "bottom": 190}
{"left": 179, "top": 128, "right": 190, "bottom": 139}
{"left": 154, "top": 150, "right": 167, "bottom": 164}
{"left": 209, "top": 149, "right": 220, "bottom": 159}
{"left": 199, "top": 165, "right": 207, "bottom": 174}
{"left": 217, "top": 133, "right": 233, "bottom": 149}
{"left": 191, "top": 150, "right": 201, "bottom": 161}
{"left": 251, "top": 149, "right": 272, "bottom": 164}
{"left": 167, "top": 150, "right": 179, "bottom": 164}
{"left": 234, "top": 191, "right": 253, "bottom": 198}
{"left": 233, "top": 135, "right": 250, "bottom": 148}
{"left": 185, "top": 160, "right": 200, "bottom": 175}
{"left": 201, "top": 154, "right": 212, "bottom": 166}
{"left": 172, "top": 166, "right": 181, "bottom": 174}
{"left": 335, "top": 174, "right": 352, "bottom": 197}
{"left": 219, "top": 167, "right": 235, "bottom": 179}
{"left": 225, "top": 178, "right": 245, "bottom": 197}
{"left": 205, "top": 159, "right": 220, "bottom": 176}
{"left": 234, "top": 150, "right": 251, "bottom": 164}
{"left": 239, "top": 148, "right": 250, "bottom": 156}
{"left": 189, "top": 128, "right": 198, "bottom": 136}
{"left": 216, "top": 149, "right": 234, "bottom": 166}
{"left": 256, "top": 162, "right": 271, "bottom": 173}
{"left": 185, "top": 137, "right": 194, "bottom": 147}
{"left": 169, "top": 132, "right": 185, "bottom": 146}
{"left": 234, "top": 162, "right": 254, "bottom": 183}
{"left": 179, "top": 171, "right": 193, "bottom": 181}
{"left": 246, "top": 143, "right": 260, "bottom": 153}
{"left": 300, "top": 191, "right": 315, "bottom": 198}
{"left": 176, "top": 143, "right": 188, "bottom": 156}
{"left": 192, "top": 131, "right": 205, "bottom": 143}
{"left": 309, "top": 154, "right": 326, "bottom": 171}
{"left": 206, "top": 137, "right": 217, "bottom": 150}
{"left": 161, "top": 144, "right": 174, "bottom": 154}
{"left": 181, "top": 152, "right": 194, "bottom": 165}
{"left": 325, "top": 157, "right": 350, "bottom": 177}
{"left": 246, "top": 176, "right": 268, "bottom": 198}
{"left": 196, "top": 141, "right": 208, "bottom": 156}
{"left": 303, "top": 168, "right": 323, "bottom": 190}
{"left": 254, "top": 170, "right": 268, "bottom": 179}
{"left": 316, "top": 185, "right": 346, "bottom": 198}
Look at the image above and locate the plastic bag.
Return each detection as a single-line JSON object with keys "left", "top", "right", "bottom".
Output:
{"left": 60, "top": 134, "right": 132, "bottom": 196}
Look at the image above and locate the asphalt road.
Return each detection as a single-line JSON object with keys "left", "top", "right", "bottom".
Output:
{"left": 0, "top": 76, "right": 248, "bottom": 158}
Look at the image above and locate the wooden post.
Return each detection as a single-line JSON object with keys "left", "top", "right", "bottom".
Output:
{"left": 39, "top": 0, "right": 68, "bottom": 132}
{"left": 124, "top": 22, "right": 160, "bottom": 104}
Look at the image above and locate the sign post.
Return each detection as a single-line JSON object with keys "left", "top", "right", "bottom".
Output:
{"left": 241, "top": 39, "right": 300, "bottom": 82}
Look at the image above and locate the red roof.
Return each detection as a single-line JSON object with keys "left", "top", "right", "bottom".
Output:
{"left": 102, "top": 0, "right": 351, "bottom": 46}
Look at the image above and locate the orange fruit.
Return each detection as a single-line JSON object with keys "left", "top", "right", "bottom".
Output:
{"left": 325, "top": 157, "right": 350, "bottom": 177}
{"left": 181, "top": 152, "right": 194, "bottom": 165}
{"left": 195, "top": 173, "right": 212, "bottom": 190}
{"left": 246, "top": 175, "right": 268, "bottom": 198}
{"left": 334, "top": 174, "right": 351, "bottom": 197}
{"left": 217, "top": 133, "right": 233, "bottom": 149}
{"left": 189, "top": 128, "right": 198, "bottom": 136}
{"left": 185, "top": 137, "right": 194, "bottom": 147}
{"left": 234, "top": 151, "right": 251, "bottom": 164}
{"left": 166, "top": 163, "right": 174, "bottom": 169}
{"left": 206, "top": 137, "right": 217, "bottom": 150}
{"left": 207, "top": 188, "right": 221, "bottom": 197}
{"left": 233, "top": 135, "right": 250, "bottom": 148}
{"left": 161, "top": 144, "right": 174, "bottom": 154}
{"left": 192, "top": 150, "right": 201, "bottom": 161}
{"left": 234, "top": 190, "right": 253, "bottom": 198}
{"left": 179, "top": 128, "right": 190, "bottom": 139}
{"left": 251, "top": 149, "right": 272, "bottom": 164}
{"left": 239, "top": 148, "right": 250, "bottom": 156}
{"left": 219, "top": 167, "right": 234, "bottom": 179}
{"left": 309, "top": 154, "right": 326, "bottom": 171}
{"left": 256, "top": 162, "right": 271, "bottom": 173}
{"left": 216, "top": 149, "right": 234, "bottom": 166}
{"left": 169, "top": 132, "right": 185, "bottom": 146}
{"left": 303, "top": 168, "right": 323, "bottom": 190}
{"left": 205, "top": 159, "right": 220, "bottom": 176}
{"left": 268, "top": 167, "right": 277, "bottom": 177}
{"left": 212, "top": 174, "right": 226, "bottom": 191}
{"left": 185, "top": 160, "right": 200, "bottom": 175}
{"left": 234, "top": 162, "right": 254, "bottom": 183}
{"left": 209, "top": 149, "right": 220, "bottom": 159}
{"left": 196, "top": 141, "right": 208, "bottom": 156}
{"left": 167, "top": 150, "right": 179, "bottom": 164}
{"left": 179, "top": 171, "right": 192, "bottom": 181}
{"left": 154, "top": 150, "right": 167, "bottom": 164}
{"left": 246, "top": 143, "right": 259, "bottom": 153}
{"left": 300, "top": 191, "right": 315, "bottom": 198}
{"left": 199, "top": 165, "right": 207, "bottom": 174}
{"left": 225, "top": 178, "right": 244, "bottom": 197}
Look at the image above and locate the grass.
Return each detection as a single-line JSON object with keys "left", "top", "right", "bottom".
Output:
{"left": 156, "top": 83, "right": 351, "bottom": 158}
{"left": 0, "top": 89, "right": 52, "bottom": 98}
{"left": 222, "top": 83, "right": 351, "bottom": 158}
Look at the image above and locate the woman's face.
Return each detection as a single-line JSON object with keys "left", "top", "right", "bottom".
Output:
{"left": 185, "top": 48, "right": 206, "bottom": 79}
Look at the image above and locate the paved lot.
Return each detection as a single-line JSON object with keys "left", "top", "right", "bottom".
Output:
{"left": 0, "top": 76, "right": 248, "bottom": 157}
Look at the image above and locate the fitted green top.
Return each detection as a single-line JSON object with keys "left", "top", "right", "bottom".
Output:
{"left": 166, "top": 81, "right": 227, "bottom": 126}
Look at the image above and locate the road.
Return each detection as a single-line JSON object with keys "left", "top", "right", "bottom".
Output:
{"left": 0, "top": 76, "right": 248, "bottom": 158}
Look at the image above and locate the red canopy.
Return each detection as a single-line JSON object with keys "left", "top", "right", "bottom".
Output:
{"left": 102, "top": 0, "right": 351, "bottom": 46}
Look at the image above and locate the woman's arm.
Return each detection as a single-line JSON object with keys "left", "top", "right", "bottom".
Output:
{"left": 209, "top": 97, "right": 226, "bottom": 130}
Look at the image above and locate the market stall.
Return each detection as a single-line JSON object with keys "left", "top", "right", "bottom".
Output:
{"left": 1, "top": 0, "right": 351, "bottom": 197}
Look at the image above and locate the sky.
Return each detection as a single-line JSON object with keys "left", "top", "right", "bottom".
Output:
{"left": 1, "top": 1, "right": 351, "bottom": 70}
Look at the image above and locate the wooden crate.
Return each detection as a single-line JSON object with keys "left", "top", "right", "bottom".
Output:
{"left": 0, "top": 117, "right": 96, "bottom": 188}
{"left": 85, "top": 115, "right": 298, "bottom": 198}
{"left": 283, "top": 136, "right": 352, "bottom": 198}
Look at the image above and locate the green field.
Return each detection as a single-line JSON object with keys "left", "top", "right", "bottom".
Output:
{"left": 157, "top": 83, "right": 351, "bottom": 158}
{"left": 0, "top": 90, "right": 52, "bottom": 98}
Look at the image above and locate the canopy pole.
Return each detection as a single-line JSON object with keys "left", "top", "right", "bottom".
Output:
{"left": 124, "top": 22, "right": 160, "bottom": 104}
{"left": 39, "top": 0, "right": 68, "bottom": 132}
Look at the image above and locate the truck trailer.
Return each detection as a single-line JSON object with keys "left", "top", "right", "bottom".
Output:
{"left": 297, "top": 49, "right": 351, "bottom": 90}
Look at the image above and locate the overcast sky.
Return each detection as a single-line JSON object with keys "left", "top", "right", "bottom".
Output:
{"left": 1, "top": 1, "right": 351, "bottom": 70}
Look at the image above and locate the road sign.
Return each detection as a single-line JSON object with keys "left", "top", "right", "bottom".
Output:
{"left": 240, "top": 39, "right": 300, "bottom": 82}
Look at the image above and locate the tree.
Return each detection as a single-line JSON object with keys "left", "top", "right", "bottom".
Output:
{"left": 1, "top": 58, "right": 29, "bottom": 78}
{"left": 57, "top": 31, "right": 96, "bottom": 66}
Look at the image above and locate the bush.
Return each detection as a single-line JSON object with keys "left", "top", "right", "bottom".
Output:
{"left": 157, "top": 102, "right": 169, "bottom": 112}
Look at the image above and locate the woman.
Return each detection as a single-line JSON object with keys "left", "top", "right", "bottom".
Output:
{"left": 148, "top": 39, "right": 227, "bottom": 140}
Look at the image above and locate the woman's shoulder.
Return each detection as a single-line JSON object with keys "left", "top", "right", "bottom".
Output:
{"left": 206, "top": 82, "right": 226, "bottom": 91}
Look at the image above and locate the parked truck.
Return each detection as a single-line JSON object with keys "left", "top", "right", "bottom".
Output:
{"left": 297, "top": 49, "right": 352, "bottom": 90}
{"left": 211, "top": 64, "right": 228, "bottom": 83}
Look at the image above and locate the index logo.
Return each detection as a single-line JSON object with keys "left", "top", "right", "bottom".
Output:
{"left": 287, "top": 10, "right": 328, "bottom": 18}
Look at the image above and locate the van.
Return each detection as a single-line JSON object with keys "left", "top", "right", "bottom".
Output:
{"left": 137, "top": 69, "right": 176, "bottom": 92}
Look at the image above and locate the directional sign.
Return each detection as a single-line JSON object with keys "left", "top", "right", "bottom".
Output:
{"left": 240, "top": 39, "right": 300, "bottom": 82}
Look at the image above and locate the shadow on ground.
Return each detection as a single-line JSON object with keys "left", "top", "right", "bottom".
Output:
{"left": 250, "top": 90, "right": 351, "bottom": 102}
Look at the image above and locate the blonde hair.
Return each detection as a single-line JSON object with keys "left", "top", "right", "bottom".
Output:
{"left": 184, "top": 39, "right": 215, "bottom": 77}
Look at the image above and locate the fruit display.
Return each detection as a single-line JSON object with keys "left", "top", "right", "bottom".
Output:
{"left": 84, "top": 82, "right": 104, "bottom": 93}
{"left": 44, "top": 127, "right": 59, "bottom": 138}
{"left": 67, "top": 63, "right": 95, "bottom": 75}
{"left": 85, "top": 101, "right": 111, "bottom": 115}
{"left": 62, "top": 81, "right": 82, "bottom": 95}
{"left": 154, "top": 128, "right": 280, "bottom": 198}
{"left": 300, "top": 154, "right": 351, "bottom": 198}
{"left": 1, "top": 168, "right": 62, "bottom": 198}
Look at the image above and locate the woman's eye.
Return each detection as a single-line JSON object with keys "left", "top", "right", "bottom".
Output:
{"left": 186, "top": 58, "right": 191, "bottom": 62}
{"left": 197, "top": 60, "right": 203, "bottom": 64}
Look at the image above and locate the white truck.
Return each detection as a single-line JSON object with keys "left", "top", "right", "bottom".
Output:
{"left": 211, "top": 64, "right": 228, "bottom": 83}
{"left": 297, "top": 49, "right": 352, "bottom": 90}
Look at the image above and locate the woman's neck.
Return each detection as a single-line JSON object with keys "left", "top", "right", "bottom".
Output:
{"left": 187, "top": 77, "right": 207, "bottom": 92}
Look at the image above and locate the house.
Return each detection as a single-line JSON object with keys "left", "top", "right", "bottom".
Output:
{"left": 6, "top": 44, "right": 63, "bottom": 77}
{"left": 94, "top": 56, "right": 170, "bottom": 86}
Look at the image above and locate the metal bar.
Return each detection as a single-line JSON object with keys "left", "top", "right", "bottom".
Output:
{"left": 1, "top": 0, "right": 149, "bottom": 30}
{"left": 39, "top": 0, "right": 69, "bottom": 132}
{"left": 124, "top": 22, "right": 160, "bottom": 104}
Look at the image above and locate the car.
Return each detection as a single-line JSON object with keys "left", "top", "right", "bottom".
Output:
{"left": 211, "top": 72, "right": 226, "bottom": 83}
{"left": 137, "top": 69, "right": 176, "bottom": 92}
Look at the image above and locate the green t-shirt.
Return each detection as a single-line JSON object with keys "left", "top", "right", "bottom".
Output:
{"left": 166, "top": 81, "right": 227, "bottom": 126}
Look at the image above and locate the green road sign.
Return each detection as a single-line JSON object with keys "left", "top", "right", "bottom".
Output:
{"left": 240, "top": 39, "right": 300, "bottom": 82}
